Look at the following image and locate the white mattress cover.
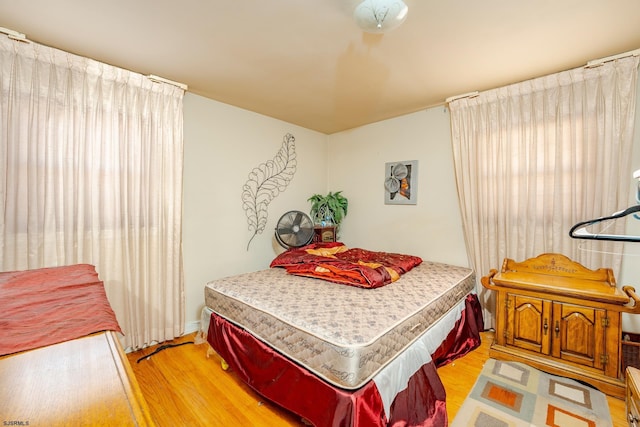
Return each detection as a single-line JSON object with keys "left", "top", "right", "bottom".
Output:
{"left": 204, "top": 261, "right": 475, "bottom": 389}
{"left": 373, "top": 298, "right": 467, "bottom": 417}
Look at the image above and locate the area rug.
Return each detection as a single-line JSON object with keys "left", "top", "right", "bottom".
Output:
{"left": 451, "top": 358, "right": 612, "bottom": 427}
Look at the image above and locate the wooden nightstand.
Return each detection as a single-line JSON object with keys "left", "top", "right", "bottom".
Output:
{"left": 628, "top": 367, "right": 640, "bottom": 426}
{"left": 482, "top": 253, "right": 640, "bottom": 398}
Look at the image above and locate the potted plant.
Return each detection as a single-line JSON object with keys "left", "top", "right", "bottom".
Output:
{"left": 308, "top": 191, "right": 348, "bottom": 236}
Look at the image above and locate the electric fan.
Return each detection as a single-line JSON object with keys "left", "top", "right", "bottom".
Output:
{"left": 275, "top": 210, "right": 315, "bottom": 249}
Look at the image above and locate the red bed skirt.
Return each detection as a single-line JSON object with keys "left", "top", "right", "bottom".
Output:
{"left": 207, "top": 293, "right": 483, "bottom": 427}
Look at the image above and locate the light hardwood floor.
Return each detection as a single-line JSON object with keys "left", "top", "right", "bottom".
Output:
{"left": 127, "top": 331, "right": 627, "bottom": 426}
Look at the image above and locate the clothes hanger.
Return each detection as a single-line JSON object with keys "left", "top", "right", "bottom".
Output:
{"left": 569, "top": 204, "right": 640, "bottom": 242}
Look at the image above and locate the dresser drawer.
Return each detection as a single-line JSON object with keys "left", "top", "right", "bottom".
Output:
{"left": 628, "top": 367, "right": 640, "bottom": 426}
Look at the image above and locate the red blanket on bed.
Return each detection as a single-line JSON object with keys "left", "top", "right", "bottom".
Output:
{"left": 0, "top": 264, "right": 122, "bottom": 356}
{"left": 270, "top": 242, "right": 423, "bottom": 289}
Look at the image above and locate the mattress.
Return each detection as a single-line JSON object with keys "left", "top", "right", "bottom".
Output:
{"left": 204, "top": 260, "right": 474, "bottom": 389}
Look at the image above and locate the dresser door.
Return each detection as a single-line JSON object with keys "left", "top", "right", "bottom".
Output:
{"left": 551, "top": 302, "right": 605, "bottom": 371}
{"left": 506, "top": 294, "right": 551, "bottom": 355}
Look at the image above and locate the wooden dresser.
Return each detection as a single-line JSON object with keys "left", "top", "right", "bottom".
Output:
{"left": 0, "top": 331, "right": 154, "bottom": 426}
{"left": 482, "top": 253, "right": 640, "bottom": 398}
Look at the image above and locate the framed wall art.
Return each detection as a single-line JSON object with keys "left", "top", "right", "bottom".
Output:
{"left": 384, "top": 160, "right": 418, "bottom": 205}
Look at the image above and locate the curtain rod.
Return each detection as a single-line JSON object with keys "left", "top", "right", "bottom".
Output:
{"left": 146, "top": 75, "right": 188, "bottom": 91}
{"left": 585, "top": 48, "right": 640, "bottom": 68}
{"left": 0, "top": 26, "right": 28, "bottom": 42}
{"left": 445, "top": 47, "right": 640, "bottom": 103}
{"left": 445, "top": 91, "right": 479, "bottom": 103}
{"left": 1, "top": 26, "right": 188, "bottom": 90}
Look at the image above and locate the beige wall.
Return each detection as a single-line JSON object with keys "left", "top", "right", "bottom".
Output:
{"left": 182, "top": 93, "right": 327, "bottom": 331}
{"left": 326, "top": 108, "right": 469, "bottom": 268}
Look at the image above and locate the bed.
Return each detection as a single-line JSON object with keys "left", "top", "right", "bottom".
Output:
{"left": 203, "top": 244, "right": 483, "bottom": 426}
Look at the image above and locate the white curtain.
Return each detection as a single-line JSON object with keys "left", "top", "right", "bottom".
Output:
{"left": 0, "top": 35, "right": 185, "bottom": 349}
{"left": 448, "top": 55, "right": 639, "bottom": 327}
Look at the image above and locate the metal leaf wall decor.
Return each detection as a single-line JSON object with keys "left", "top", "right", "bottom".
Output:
{"left": 242, "top": 133, "right": 297, "bottom": 250}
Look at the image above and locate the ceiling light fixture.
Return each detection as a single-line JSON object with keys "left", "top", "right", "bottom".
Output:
{"left": 353, "top": 0, "right": 409, "bottom": 34}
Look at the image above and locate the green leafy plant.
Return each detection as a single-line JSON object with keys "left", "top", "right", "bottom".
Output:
{"left": 308, "top": 191, "right": 348, "bottom": 230}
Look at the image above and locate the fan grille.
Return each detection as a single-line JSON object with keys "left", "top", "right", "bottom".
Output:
{"left": 275, "top": 210, "right": 314, "bottom": 248}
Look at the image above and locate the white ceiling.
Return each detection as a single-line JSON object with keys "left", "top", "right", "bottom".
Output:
{"left": 1, "top": 1, "right": 640, "bottom": 134}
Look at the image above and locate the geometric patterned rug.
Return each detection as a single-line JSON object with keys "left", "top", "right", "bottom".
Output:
{"left": 451, "top": 358, "right": 613, "bottom": 427}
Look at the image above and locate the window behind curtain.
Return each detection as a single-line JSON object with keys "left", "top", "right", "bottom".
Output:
{"left": 449, "top": 56, "right": 639, "bottom": 327}
{"left": 0, "top": 35, "right": 185, "bottom": 349}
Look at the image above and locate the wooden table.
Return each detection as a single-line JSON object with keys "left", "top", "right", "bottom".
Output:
{"left": 0, "top": 331, "right": 154, "bottom": 426}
